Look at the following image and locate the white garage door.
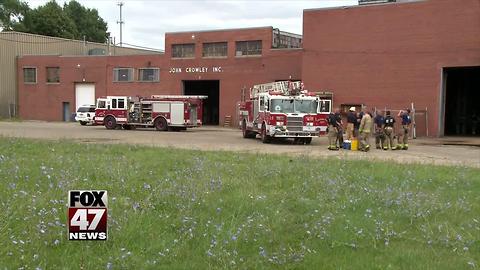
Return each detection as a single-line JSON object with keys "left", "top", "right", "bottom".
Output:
{"left": 75, "top": 84, "right": 95, "bottom": 111}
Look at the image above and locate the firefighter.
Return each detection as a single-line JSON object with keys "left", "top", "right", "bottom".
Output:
{"left": 327, "top": 112, "right": 339, "bottom": 150}
{"left": 374, "top": 110, "right": 385, "bottom": 149}
{"left": 354, "top": 111, "right": 363, "bottom": 138}
{"left": 335, "top": 109, "right": 344, "bottom": 147}
{"left": 383, "top": 110, "right": 397, "bottom": 150}
{"left": 346, "top": 107, "right": 356, "bottom": 140}
{"left": 359, "top": 109, "right": 372, "bottom": 152}
{"left": 398, "top": 109, "right": 412, "bottom": 150}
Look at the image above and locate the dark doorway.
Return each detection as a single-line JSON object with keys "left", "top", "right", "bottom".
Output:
{"left": 183, "top": 80, "right": 219, "bottom": 125}
{"left": 62, "top": 102, "right": 71, "bottom": 122}
{"left": 444, "top": 67, "right": 480, "bottom": 136}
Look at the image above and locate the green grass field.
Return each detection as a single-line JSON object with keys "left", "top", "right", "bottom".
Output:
{"left": 0, "top": 138, "right": 479, "bottom": 269}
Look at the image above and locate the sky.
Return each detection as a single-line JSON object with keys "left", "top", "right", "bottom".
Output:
{"left": 27, "top": 0, "right": 358, "bottom": 51}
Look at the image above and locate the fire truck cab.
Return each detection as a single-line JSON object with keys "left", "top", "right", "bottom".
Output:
{"left": 95, "top": 95, "right": 206, "bottom": 131}
{"left": 238, "top": 81, "right": 330, "bottom": 144}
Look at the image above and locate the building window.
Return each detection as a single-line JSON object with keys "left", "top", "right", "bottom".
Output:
{"left": 46, "top": 67, "right": 60, "bottom": 83}
{"left": 202, "top": 42, "right": 227, "bottom": 57}
{"left": 172, "top": 44, "right": 195, "bottom": 58}
{"left": 235, "top": 40, "right": 262, "bottom": 56}
{"left": 113, "top": 68, "right": 134, "bottom": 82}
{"left": 138, "top": 68, "right": 160, "bottom": 82}
{"left": 272, "top": 30, "right": 302, "bottom": 49}
{"left": 23, "top": 67, "right": 37, "bottom": 83}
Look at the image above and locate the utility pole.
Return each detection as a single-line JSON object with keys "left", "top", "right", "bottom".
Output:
{"left": 117, "top": 2, "right": 124, "bottom": 47}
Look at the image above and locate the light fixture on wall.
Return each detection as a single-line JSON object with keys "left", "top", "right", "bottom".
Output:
{"left": 76, "top": 64, "right": 86, "bottom": 82}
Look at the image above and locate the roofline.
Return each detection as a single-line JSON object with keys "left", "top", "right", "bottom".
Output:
{"left": 18, "top": 53, "right": 165, "bottom": 58}
{"left": 0, "top": 31, "right": 162, "bottom": 53}
{"left": 166, "top": 26, "right": 274, "bottom": 35}
{"left": 303, "top": 0, "right": 426, "bottom": 13}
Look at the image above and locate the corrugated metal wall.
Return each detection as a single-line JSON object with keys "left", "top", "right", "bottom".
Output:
{"left": 0, "top": 31, "right": 162, "bottom": 118}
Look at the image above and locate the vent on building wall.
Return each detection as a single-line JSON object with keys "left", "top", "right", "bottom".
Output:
{"left": 88, "top": 48, "right": 106, "bottom": 55}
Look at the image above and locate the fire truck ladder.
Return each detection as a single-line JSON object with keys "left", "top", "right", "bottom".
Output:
{"left": 251, "top": 81, "right": 302, "bottom": 97}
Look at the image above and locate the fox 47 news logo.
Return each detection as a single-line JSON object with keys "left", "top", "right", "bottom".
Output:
{"left": 68, "top": 190, "right": 108, "bottom": 240}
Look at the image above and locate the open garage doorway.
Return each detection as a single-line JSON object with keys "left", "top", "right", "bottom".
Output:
{"left": 183, "top": 80, "right": 219, "bottom": 125}
{"left": 443, "top": 67, "right": 480, "bottom": 136}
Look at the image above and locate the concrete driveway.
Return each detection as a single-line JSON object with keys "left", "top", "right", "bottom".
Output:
{"left": 0, "top": 121, "right": 479, "bottom": 168}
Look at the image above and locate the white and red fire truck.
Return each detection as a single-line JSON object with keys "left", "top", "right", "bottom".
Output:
{"left": 238, "top": 81, "right": 331, "bottom": 144}
{"left": 95, "top": 95, "right": 207, "bottom": 131}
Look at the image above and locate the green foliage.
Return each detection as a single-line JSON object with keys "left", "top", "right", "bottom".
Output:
{"left": 0, "top": 138, "right": 479, "bottom": 269}
{"left": 0, "top": 0, "right": 29, "bottom": 30}
{"left": 22, "top": 1, "right": 77, "bottom": 39}
{"left": 63, "top": 0, "right": 108, "bottom": 43}
{"left": 1, "top": 0, "right": 108, "bottom": 43}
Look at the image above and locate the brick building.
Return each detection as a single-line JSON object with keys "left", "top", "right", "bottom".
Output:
{"left": 0, "top": 31, "right": 160, "bottom": 118}
{"left": 18, "top": 27, "right": 302, "bottom": 125}
{"left": 17, "top": 0, "right": 480, "bottom": 136}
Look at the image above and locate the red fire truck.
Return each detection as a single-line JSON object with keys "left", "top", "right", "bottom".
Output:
{"left": 95, "top": 95, "right": 207, "bottom": 131}
{"left": 238, "top": 81, "right": 331, "bottom": 144}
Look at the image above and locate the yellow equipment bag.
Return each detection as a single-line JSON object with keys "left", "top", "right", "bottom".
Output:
{"left": 351, "top": 139, "right": 359, "bottom": 151}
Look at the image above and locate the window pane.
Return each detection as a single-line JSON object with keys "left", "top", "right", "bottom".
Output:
{"left": 98, "top": 100, "right": 106, "bottom": 108}
{"left": 235, "top": 40, "right": 262, "bottom": 56}
{"left": 23, "top": 68, "right": 36, "bottom": 83}
{"left": 77, "top": 107, "right": 90, "bottom": 112}
{"left": 118, "top": 99, "right": 125, "bottom": 109}
{"left": 113, "top": 68, "right": 133, "bottom": 82}
{"left": 46, "top": 67, "right": 60, "bottom": 83}
{"left": 139, "top": 68, "right": 159, "bottom": 82}
{"left": 203, "top": 42, "right": 227, "bottom": 57}
{"left": 112, "top": 99, "right": 117, "bottom": 109}
{"left": 172, "top": 44, "right": 195, "bottom": 58}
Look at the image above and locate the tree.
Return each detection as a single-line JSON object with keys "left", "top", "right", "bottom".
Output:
{"left": 21, "top": 1, "right": 77, "bottom": 39}
{"left": 0, "top": 0, "right": 29, "bottom": 31}
{"left": 1, "top": 0, "right": 108, "bottom": 43}
{"left": 64, "top": 0, "right": 108, "bottom": 43}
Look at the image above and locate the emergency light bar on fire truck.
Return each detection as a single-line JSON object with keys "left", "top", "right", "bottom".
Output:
{"left": 95, "top": 95, "right": 207, "bottom": 131}
{"left": 238, "top": 81, "right": 331, "bottom": 144}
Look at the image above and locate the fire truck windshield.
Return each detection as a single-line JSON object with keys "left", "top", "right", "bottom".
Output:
{"left": 270, "top": 99, "right": 318, "bottom": 114}
{"left": 294, "top": 100, "right": 318, "bottom": 113}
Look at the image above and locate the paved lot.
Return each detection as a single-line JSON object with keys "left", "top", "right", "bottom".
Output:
{"left": 0, "top": 121, "right": 479, "bottom": 168}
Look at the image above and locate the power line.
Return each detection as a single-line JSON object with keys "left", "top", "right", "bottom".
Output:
{"left": 119, "top": 42, "right": 164, "bottom": 52}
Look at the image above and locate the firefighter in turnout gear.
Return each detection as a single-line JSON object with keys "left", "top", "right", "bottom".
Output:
{"left": 327, "top": 112, "right": 339, "bottom": 150}
{"left": 346, "top": 107, "right": 356, "bottom": 140}
{"left": 383, "top": 111, "right": 397, "bottom": 150}
{"left": 398, "top": 109, "right": 412, "bottom": 150}
{"left": 374, "top": 110, "right": 385, "bottom": 149}
{"left": 359, "top": 109, "right": 373, "bottom": 152}
{"left": 335, "top": 110, "right": 344, "bottom": 147}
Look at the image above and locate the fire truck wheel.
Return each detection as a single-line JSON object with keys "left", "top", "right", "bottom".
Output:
{"left": 305, "top": 137, "right": 312, "bottom": 145}
{"left": 154, "top": 117, "right": 168, "bottom": 131}
{"left": 261, "top": 124, "right": 271, "bottom": 143}
{"left": 104, "top": 116, "right": 116, "bottom": 130}
{"left": 242, "top": 120, "right": 255, "bottom": 138}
